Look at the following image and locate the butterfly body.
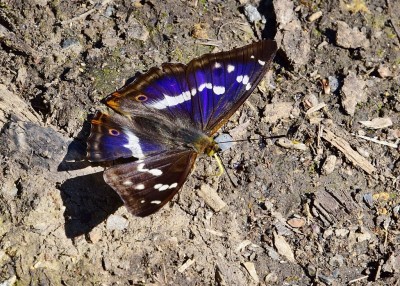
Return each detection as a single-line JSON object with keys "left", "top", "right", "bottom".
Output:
{"left": 87, "top": 40, "right": 277, "bottom": 216}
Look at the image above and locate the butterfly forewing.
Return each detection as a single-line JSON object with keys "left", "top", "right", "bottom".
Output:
{"left": 103, "top": 150, "right": 197, "bottom": 217}
{"left": 103, "top": 40, "right": 277, "bottom": 135}
{"left": 187, "top": 40, "right": 277, "bottom": 134}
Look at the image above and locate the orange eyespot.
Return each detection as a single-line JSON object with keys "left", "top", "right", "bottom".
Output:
{"left": 109, "top": 129, "right": 120, "bottom": 136}
{"left": 135, "top": 94, "right": 148, "bottom": 102}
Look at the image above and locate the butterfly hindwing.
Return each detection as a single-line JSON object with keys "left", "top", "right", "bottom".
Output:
{"left": 103, "top": 150, "right": 197, "bottom": 217}
{"left": 87, "top": 111, "right": 169, "bottom": 162}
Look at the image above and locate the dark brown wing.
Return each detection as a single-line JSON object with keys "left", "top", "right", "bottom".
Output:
{"left": 103, "top": 150, "right": 197, "bottom": 217}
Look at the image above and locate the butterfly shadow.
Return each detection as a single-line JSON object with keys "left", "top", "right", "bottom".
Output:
{"left": 57, "top": 118, "right": 123, "bottom": 238}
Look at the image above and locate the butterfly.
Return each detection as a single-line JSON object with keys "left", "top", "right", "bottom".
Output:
{"left": 87, "top": 40, "right": 278, "bottom": 217}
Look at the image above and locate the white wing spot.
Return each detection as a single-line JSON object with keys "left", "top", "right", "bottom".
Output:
{"left": 151, "top": 200, "right": 162, "bottom": 205}
{"left": 135, "top": 184, "right": 145, "bottom": 190}
{"left": 258, "top": 60, "right": 265, "bottom": 66}
{"left": 182, "top": 91, "right": 191, "bottom": 101}
{"left": 149, "top": 91, "right": 192, "bottom": 109}
{"left": 198, "top": 83, "right": 207, "bottom": 92}
{"left": 245, "top": 83, "right": 252, "bottom": 90}
{"left": 227, "top": 65, "right": 235, "bottom": 73}
{"left": 123, "top": 130, "right": 144, "bottom": 158}
{"left": 137, "top": 163, "right": 162, "bottom": 176}
{"left": 242, "top": 75, "right": 249, "bottom": 85}
{"left": 236, "top": 75, "right": 243, "bottom": 83}
{"left": 140, "top": 199, "right": 146, "bottom": 204}
{"left": 198, "top": 82, "right": 213, "bottom": 92}
{"left": 251, "top": 55, "right": 255, "bottom": 59}
{"left": 191, "top": 88, "right": 197, "bottom": 96}
{"left": 137, "top": 163, "right": 149, "bottom": 172}
{"left": 169, "top": 182, "right": 178, "bottom": 189}
{"left": 123, "top": 180, "right": 133, "bottom": 186}
{"left": 214, "top": 62, "right": 222, "bottom": 68}
{"left": 159, "top": 185, "right": 169, "bottom": 191}
{"left": 213, "top": 86, "right": 225, "bottom": 95}
{"left": 149, "top": 168, "right": 163, "bottom": 176}
{"left": 154, "top": 184, "right": 162, "bottom": 189}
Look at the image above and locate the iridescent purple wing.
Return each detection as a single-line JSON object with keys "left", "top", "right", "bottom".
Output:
{"left": 103, "top": 40, "right": 277, "bottom": 135}
{"left": 87, "top": 111, "right": 174, "bottom": 162}
{"left": 186, "top": 40, "right": 277, "bottom": 134}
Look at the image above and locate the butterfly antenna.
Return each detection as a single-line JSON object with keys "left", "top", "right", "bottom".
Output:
{"left": 213, "top": 153, "right": 224, "bottom": 177}
{"left": 216, "top": 134, "right": 286, "bottom": 144}
{"left": 213, "top": 153, "right": 238, "bottom": 188}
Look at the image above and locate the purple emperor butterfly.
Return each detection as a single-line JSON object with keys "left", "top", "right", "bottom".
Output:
{"left": 87, "top": 40, "right": 278, "bottom": 216}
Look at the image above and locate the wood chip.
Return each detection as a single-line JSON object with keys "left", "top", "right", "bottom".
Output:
{"left": 359, "top": 117, "right": 393, "bottom": 129}
{"left": 321, "top": 155, "right": 337, "bottom": 175}
{"left": 178, "top": 259, "right": 195, "bottom": 273}
{"left": 197, "top": 184, "right": 227, "bottom": 212}
{"left": 242, "top": 262, "right": 259, "bottom": 283}
{"left": 273, "top": 232, "right": 295, "bottom": 262}
{"left": 205, "top": 228, "right": 225, "bottom": 237}
{"left": 276, "top": 138, "right": 308, "bottom": 151}
{"left": 0, "top": 84, "right": 41, "bottom": 127}
{"left": 235, "top": 240, "right": 252, "bottom": 253}
{"left": 306, "top": 102, "right": 327, "bottom": 116}
{"left": 321, "top": 128, "right": 376, "bottom": 175}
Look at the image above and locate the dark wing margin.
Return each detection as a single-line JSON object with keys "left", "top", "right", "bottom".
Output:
{"left": 103, "top": 150, "right": 197, "bottom": 217}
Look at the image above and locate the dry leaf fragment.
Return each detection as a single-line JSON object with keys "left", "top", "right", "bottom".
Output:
{"left": 359, "top": 117, "right": 393, "bottom": 129}
{"left": 242, "top": 262, "right": 259, "bottom": 283}
{"left": 273, "top": 232, "right": 295, "bottom": 262}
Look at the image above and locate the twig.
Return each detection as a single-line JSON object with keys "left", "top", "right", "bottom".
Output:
{"left": 321, "top": 127, "right": 377, "bottom": 175}
{"left": 195, "top": 39, "right": 222, "bottom": 47}
{"left": 387, "top": 0, "right": 400, "bottom": 43}
{"left": 58, "top": 0, "right": 113, "bottom": 26}
{"left": 355, "top": 134, "right": 399, "bottom": 148}
{"left": 348, "top": 275, "right": 369, "bottom": 284}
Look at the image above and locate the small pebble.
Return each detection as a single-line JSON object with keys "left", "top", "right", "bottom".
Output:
{"left": 287, "top": 217, "right": 306, "bottom": 228}
{"left": 308, "top": 11, "right": 322, "bottom": 22}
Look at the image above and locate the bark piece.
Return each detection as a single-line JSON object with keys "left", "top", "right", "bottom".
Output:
{"left": 336, "top": 21, "right": 370, "bottom": 49}
{"left": 321, "top": 128, "right": 376, "bottom": 175}
{"left": 197, "top": 184, "right": 227, "bottom": 212}
{"left": 341, "top": 71, "right": 367, "bottom": 116}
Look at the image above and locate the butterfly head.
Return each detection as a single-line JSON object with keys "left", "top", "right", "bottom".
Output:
{"left": 191, "top": 135, "right": 220, "bottom": 157}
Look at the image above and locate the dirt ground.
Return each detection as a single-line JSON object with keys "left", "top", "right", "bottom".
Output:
{"left": 0, "top": 0, "right": 399, "bottom": 285}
